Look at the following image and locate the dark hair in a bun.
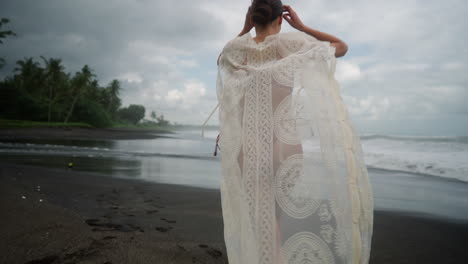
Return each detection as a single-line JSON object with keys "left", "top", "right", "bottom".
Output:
{"left": 251, "top": 0, "right": 283, "bottom": 26}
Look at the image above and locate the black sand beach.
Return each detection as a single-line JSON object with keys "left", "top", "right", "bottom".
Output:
{"left": 1, "top": 162, "right": 468, "bottom": 264}
{"left": 0, "top": 162, "right": 226, "bottom": 264}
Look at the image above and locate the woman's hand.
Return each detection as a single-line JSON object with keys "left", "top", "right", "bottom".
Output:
{"left": 282, "top": 5, "right": 305, "bottom": 31}
{"left": 239, "top": 5, "right": 254, "bottom": 36}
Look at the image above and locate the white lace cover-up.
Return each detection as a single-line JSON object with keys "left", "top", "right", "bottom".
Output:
{"left": 215, "top": 31, "right": 374, "bottom": 264}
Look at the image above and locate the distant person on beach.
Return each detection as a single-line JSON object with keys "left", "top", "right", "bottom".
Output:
{"left": 214, "top": 0, "right": 374, "bottom": 263}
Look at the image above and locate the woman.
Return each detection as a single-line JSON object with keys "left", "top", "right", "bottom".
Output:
{"left": 214, "top": 0, "right": 374, "bottom": 263}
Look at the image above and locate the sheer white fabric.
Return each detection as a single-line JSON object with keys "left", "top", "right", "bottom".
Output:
{"left": 216, "top": 31, "right": 373, "bottom": 264}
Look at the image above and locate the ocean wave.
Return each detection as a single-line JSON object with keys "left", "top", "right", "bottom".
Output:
{"left": 359, "top": 133, "right": 468, "bottom": 183}
{"left": 364, "top": 153, "right": 468, "bottom": 183}
{"left": 360, "top": 134, "right": 468, "bottom": 144}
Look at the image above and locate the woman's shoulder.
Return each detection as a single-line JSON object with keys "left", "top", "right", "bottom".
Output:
{"left": 278, "top": 31, "right": 318, "bottom": 43}
{"left": 276, "top": 31, "right": 335, "bottom": 62}
{"left": 218, "top": 34, "right": 252, "bottom": 65}
{"left": 276, "top": 31, "right": 309, "bottom": 55}
{"left": 223, "top": 33, "right": 251, "bottom": 50}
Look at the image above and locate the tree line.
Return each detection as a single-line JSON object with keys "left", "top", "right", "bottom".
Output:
{"left": 0, "top": 56, "right": 149, "bottom": 127}
{"left": 0, "top": 18, "right": 169, "bottom": 128}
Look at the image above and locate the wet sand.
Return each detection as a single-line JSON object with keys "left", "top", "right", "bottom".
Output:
{"left": 1, "top": 162, "right": 468, "bottom": 264}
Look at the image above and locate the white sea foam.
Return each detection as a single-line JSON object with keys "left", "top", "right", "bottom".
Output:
{"left": 360, "top": 134, "right": 468, "bottom": 182}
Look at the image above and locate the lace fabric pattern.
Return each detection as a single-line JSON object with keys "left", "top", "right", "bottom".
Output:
{"left": 217, "top": 31, "right": 374, "bottom": 264}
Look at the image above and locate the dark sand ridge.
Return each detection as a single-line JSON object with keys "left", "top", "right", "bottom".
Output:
{"left": 1, "top": 162, "right": 468, "bottom": 264}
{"left": 0, "top": 127, "right": 174, "bottom": 141}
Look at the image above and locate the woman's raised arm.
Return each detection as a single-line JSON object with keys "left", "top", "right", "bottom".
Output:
{"left": 238, "top": 5, "right": 254, "bottom": 37}
{"left": 282, "top": 5, "right": 348, "bottom": 57}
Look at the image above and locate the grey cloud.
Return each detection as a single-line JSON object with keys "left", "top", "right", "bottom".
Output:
{"left": 0, "top": 0, "right": 222, "bottom": 80}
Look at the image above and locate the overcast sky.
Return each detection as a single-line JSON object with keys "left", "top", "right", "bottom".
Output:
{"left": 1, "top": 0, "right": 467, "bottom": 136}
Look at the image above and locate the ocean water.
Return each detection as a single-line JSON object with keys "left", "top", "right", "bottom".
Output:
{"left": 0, "top": 130, "right": 467, "bottom": 185}
{"left": 0, "top": 130, "right": 468, "bottom": 185}
{"left": 1, "top": 129, "right": 468, "bottom": 220}
{"left": 0, "top": 129, "right": 222, "bottom": 189}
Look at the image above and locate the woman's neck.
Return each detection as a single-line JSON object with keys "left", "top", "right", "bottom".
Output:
{"left": 253, "top": 26, "right": 280, "bottom": 44}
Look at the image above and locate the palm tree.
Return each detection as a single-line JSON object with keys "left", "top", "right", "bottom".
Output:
{"left": 64, "top": 65, "right": 94, "bottom": 124}
{"left": 0, "top": 18, "right": 16, "bottom": 69}
{"left": 106, "top": 79, "right": 121, "bottom": 119}
{"left": 0, "top": 18, "right": 16, "bottom": 44}
{"left": 41, "top": 56, "right": 65, "bottom": 123}
{"left": 14, "top": 57, "right": 44, "bottom": 98}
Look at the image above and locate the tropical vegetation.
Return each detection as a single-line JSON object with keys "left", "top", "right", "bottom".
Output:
{"left": 0, "top": 18, "right": 171, "bottom": 129}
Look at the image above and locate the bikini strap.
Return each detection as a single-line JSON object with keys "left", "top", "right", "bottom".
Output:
{"left": 201, "top": 102, "right": 219, "bottom": 137}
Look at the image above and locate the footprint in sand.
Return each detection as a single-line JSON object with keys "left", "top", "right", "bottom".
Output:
{"left": 101, "top": 236, "right": 117, "bottom": 240}
{"left": 155, "top": 226, "right": 173, "bottom": 232}
{"left": 102, "top": 213, "right": 113, "bottom": 219}
{"left": 24, "top": 255, "right": 59, "bottom": 264}
{"left": 85, "top": 219, "right": 143, "bottom": 233}
{"left": 127, "top": 223, "right": 144, "bottom": 232}
{"left": 206, "top": 248, "right": 223, "bottom": 259}
{"left": 198, "top": 244, "right": 223, "bottom": 259}
{"left": 160, "top": 217, "right": 176, "bottom": 223}
{"left": 177, "top": 244, "right": 187, "bottom": 251}
{"left": 85, "top": 219, "right": 123, "bottom": 231}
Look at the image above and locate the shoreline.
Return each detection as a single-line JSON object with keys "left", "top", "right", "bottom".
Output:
{"left": 0, "top": 127, "right": 174, "bottom": 140}
{"left": 1, "top": 162, "right": 468, "bottom": 263}
{"left": 368, "top": 165, "right": 468, "bottom": 185}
